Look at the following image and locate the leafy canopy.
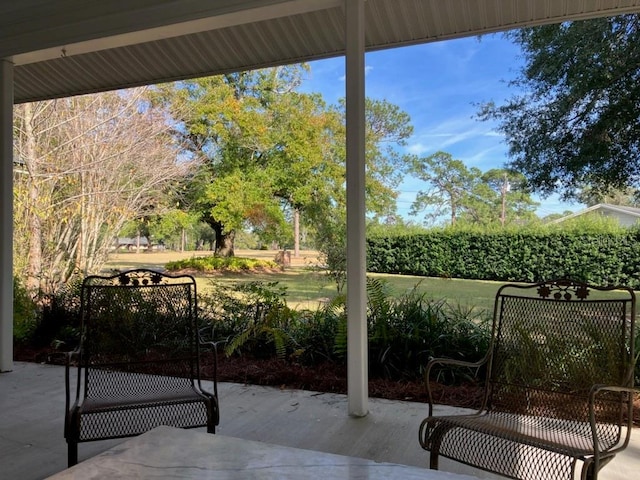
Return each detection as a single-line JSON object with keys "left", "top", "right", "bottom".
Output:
{"left": 479, "top": 15, "right": 640, "bottom": 200}
{"left": 156, "top": 64, "right": 415, "bottom": 254}
{"left": 409, "top": 151, "right": 538, "bottom": 226}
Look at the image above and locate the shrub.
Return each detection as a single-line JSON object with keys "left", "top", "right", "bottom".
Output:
{"left": 13, "top": 277, "right": 38, "bottom": 343}
{"left": 166, "top": 255, "right": 278, "bottom": 273}
{"left": 198, "top": 278, "right": 492, "bottom": 381}
{"left": 288, "top": 296, "right": 345, "bottom": 365}
{"left": 34, "top": 280, "right": 82, "bottom": 350}
{"left": 199, "top": 281, "right": 298, "bottom": 359}
{"left": 13, "top": 278, "right": 82, "bottom": 349}
{"left": 367, "top": 226, "right": 640, "bottom": 288}
{"left": 363, "top": 278, "right": 491, "bottom": 381}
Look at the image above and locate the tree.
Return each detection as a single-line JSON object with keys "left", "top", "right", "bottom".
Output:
{"left": 157, "top": 66, "right": 415, "bottom": 257}
{"left": 541, "top": 211, "right": 574, "bottom": 223}
{"left": 13, "top": 88, "right": 185, "bottom": 294}
{"left": 155, "top": 67, "right": 340, "bottom": 256}
{"left": 576, "top": 186, "right": 640, "bottom": 207}
{"left": 479, "top": 15, "right": 640, "bottom": 200}
{"left": 409, "top": 151, "right": 479, "bottom": 225}
{"left": 409, "top": 152, "right": 538, "bottom": 226}
{"left": 147, "top": 209, "right": 201, "bottom": 251}
{"left": 478, "top": 169, "right": 539, "bottom": 226}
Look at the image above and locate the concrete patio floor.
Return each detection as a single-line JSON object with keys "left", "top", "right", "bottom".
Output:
{"left": 1, "top": 361, "right": 638, "bottom": 480}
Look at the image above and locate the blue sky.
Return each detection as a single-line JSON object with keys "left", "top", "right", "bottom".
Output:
{"left": 299, "top": 34, "right": 583, "bottom": 223}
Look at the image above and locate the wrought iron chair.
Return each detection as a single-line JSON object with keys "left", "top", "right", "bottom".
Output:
{"left": 64, "top": 269, "right": 219, "bottom": 467}
{"left": 419, "top": 279, "right": 636, "bottom": 480}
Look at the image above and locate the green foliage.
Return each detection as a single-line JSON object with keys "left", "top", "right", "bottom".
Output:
{"left": 165, "top": 255, "right": 278, "bottom": 273}
{"left": 499, "top": 317, "right": 631, "bottom": 396}
{"left": 36, "top": 281, "right": 82, "bottom": 350}
{"left": 155, "top": 68, "right": 346, "bottom": 253}
{"left": 314, "top": 214, "right": 347, "bottom": 292}
{"left": 479, "top": 15, "right": 640, "bottom": 199}
{"left": 331, "top": 278, "right": 491, "bottom": 380}
{"left": 13, "top": 277, "right": 38, "bottom": 343}
{"left": 546, "top": 212, "right": 627, "bottom": 233}
{"left": 14, "top": 280, "right": 82, "bottom": 349}
{"left": 367, "top": 226, "right": 640, "bottom": 288}
{"left": 158, "top": 70, "right": 417, "bottom": 255}
{"left": 367, "top": 220, "right": 429, "bottom": 238}
{"left": 199, "top": 281, "right": 297, "bottom": 360}
{"left": 197, "top": 277, "right": 491, "bottom": 381}
{"left": 409, "top": 152, "right": 538, "bottom": 226}
{"left": 362, "top": 278, "right": 490, "bottom": 380}
{"left": 88, "top": 286, "right": 194, "bottom": 357}
{"left": 577, "top": 187, "right": 640, "bottom": 208}
{"left": 147, "top": 209, "right": 202, "bottom": 250}
{"left": 289, "top": 296, "right": 345, "bottom": 365}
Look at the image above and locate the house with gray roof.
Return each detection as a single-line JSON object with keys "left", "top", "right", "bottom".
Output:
{"left": 550, "top": 203, "right": 640, "bottom": 227}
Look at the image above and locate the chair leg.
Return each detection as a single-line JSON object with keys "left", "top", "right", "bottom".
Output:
{"left": 582, "top": 455, "right": 612, "bottom": 480}
{"left": 430, "top": 450, "right": 440, "bottom": 470}
{"left": 207, "top": 411, "right": 216, "bottom": 434}
{"left": 428, "top": 428, "right": 444, "bottom": 470}
{"left": 67, "top": 440, "right": 78, "bottom": 467}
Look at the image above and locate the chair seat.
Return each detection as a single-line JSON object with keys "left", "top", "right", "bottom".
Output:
{"left": 80, "top": 385, "right": 208, "bottom": 413}
{"left": 423, "top": 411, "right": 618, "bottom": 458}
{"left": 77, "top": 397, "right": 211, "bottom": 441}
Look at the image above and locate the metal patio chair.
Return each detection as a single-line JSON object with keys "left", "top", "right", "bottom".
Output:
{"left": 64, "top": 269, "right": 219, "bottom": 466}
{"left": 419, "top": 279, "right": 636, "bottom": 480}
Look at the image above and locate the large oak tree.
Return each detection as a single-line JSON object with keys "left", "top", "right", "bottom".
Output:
{"left": 158, "top": 65, "right": 414, "bottom": 256}
{"left": 479, "top": 14, "right": 640, "bottom": 200}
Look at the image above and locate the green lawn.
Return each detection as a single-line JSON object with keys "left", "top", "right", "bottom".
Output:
{"left": 106, "top": 250, "right": 501, "bottom": 314}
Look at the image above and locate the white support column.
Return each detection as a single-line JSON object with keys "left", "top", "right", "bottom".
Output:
{"left": 0, "top": 58, "right": 13, "bottom": 372}
{"left": 345, "top": 0, "right": 367, "bottom": 417}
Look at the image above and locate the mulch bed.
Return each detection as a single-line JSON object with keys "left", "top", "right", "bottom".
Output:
{"left": 15, "top": 345, "right": 640, "bottom": 426}
{"left": 207, "top": 355, "right": 640, "bottom": 426}
{"left": 214, "top": 356, "right": 498, "bottom": 409}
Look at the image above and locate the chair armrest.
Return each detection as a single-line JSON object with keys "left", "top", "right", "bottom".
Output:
{"left": 424, "top": 356, "right": 488, "bottom": 417}
{"left": 588, "top": 384, "right": 638, "bottom": 455}
{"left": 199, "top": 339, "right": 227, "bottom": 398}
{"left": 64, "top": 350, "right": 82, "bottom": 421}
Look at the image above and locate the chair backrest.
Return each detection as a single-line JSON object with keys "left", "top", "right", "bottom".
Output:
{"left": 79, "top": 269, "right": 200, "bottom": 397}
{"left": 487, "top": 279, "right": 635, "bottom": 424}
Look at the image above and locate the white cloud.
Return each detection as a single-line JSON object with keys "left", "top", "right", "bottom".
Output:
{"left": 463, "top": 145, "right": 506, "bottom": 168}
{"left": 406, "top": 142, "right": 430, "bottom": 155}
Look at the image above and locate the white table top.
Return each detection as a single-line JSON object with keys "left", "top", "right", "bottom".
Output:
{"left": 47, "top": 426, "right": 479, "bottom": 479}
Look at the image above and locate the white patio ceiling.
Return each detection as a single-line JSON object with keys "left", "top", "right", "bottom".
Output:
{"left": 5, "top": 0, "right": 640, "bottom": 104}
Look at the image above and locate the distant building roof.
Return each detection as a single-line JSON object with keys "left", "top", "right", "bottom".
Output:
{"left": 549, "top": 203, "right": 640, "bottom": 226}
{"left": 118, "top": 237, "right": 149, "bottom": 245}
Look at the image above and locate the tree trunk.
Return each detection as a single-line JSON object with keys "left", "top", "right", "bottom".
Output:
{"left": 212, "top": 222, "right": 235, "bottom": 257}
{"left": 293, "top": 208, "right": 300, "bottom": 258}
{"left": 24, "top": 103, "right": 43, "bottom": 294}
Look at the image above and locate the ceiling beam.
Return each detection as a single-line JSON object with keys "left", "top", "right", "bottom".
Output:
{"left": 8, "top": 0, "right": 342, "bottom": 65}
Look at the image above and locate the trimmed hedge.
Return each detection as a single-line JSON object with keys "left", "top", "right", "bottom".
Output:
{"left": 367, "top": 229, "right": 640, "bottom": 288}
{"left": 166, "top": 255, "right": 278, "bottom": 273}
